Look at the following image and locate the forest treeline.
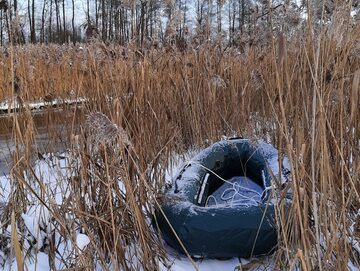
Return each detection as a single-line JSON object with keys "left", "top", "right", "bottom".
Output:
{"left": 0, "top": 0, "right": 359, "bottom": 47}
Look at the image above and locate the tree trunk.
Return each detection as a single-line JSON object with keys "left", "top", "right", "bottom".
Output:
{"left": 139, "top": 1, "right": 147, "bottom": 46}
{"left": 95, "top": 0, "right": 99, "bottom": 28}
{"left": 40, "top": 0, "right": 47, "bottom": 42}
{"left": 233, "top": 1, "right": 236, "bottom": 36}
{"left": 31, "top": 0, "right": 36, "bottom": 42}
{"left": 55, "top": 0, "right": 60, "bottom": 41}
{"left": 72, "top": 0, "right": 75, "bottom": 43}
{"left": 206, "top": 0, "right": 212, "bottom": 39}
{"left": 101, "top": 0, "right": 106, "bottom": 41}
{"left": 217, "top": 2, "right": 222, "bottom": 35}
{"left": 182, "top": 0, "right": 187, "bottom": 38}
{"left": 49, "top": 0, "right": 53, "bottom": 41}
{"left": 108, "top": 0, "right": 113, "bottom": 40}
{"left": 86, "top": 0, "right": 90, "bottom": 22}
{"left": 228, "top": 0, "right": 232, "bottom": 45}
{"left": 62, "top": 0, "right": 66, "bottom": 42}
{"left": 240, "top": 0, "right": 245, "bottom": 34}
{"left": 0, "top": 10, "right": 3, "bottom": 46}
{"left": 119, "top": 8, "right": 123, "bottom": 44}
{"left": 28, "top": 0, "right": 32, "bottom": 41}
{"left": 5, "top": 8, "right": 10, "bottom": 43}
{"left": 131, "top": 2, "right": 136, "bottom": 41}
{"left": 114, "top": 3, "right": 120, "bottom": 43}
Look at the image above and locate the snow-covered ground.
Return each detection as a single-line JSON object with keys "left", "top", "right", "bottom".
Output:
{"left": 0, "top": 144, "right": 281, "bottom": 270}
{"left": 0, "top": 141, "right": 358, "bottom": 270}
{"left": 0, "top": 153, "right": 78, "bottom": 270}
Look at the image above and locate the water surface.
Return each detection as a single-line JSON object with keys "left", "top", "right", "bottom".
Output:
{"left": 0, "top": 108, "right": 83, "bottom": 176}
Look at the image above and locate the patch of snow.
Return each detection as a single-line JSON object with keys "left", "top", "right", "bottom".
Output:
{"left": 348, "top": 260, "right": 360, "bottom": 271}
{"left": 349, "top": 211, "right": 360, "bottom": 255}
{"left": 161, "top": 244, "right": 278, "bottom": 271}
{"left": 258, "top": 140, "right": 290, "bottom": 184}
{"left": 26, "top": 252, "right": 50, "bottom": 271}
{"left": 165, "top": 150, "right": 198, "bottom": 184}
{"left": 0, "top": 97, "right": 88, "bottom": 113}
{"left": 164, "top": 257, "right": 240, "bottom": 271}
{"left": 76, "top": 234, "right": 90, "bottom": 250}
{"left": 3, "top": 252, "right": 50, "bottom": 271}
{"left": 21, "top": 214, "right": 39, "bottom": 241}
{"left": 0, "top": 174, "right": 11, "bottom": 202}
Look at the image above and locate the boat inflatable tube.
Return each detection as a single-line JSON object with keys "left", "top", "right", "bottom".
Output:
{"left": 155, "top": 138, "right": 291, "bottom": 258}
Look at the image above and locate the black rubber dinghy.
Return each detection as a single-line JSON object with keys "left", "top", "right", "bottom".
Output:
{"left": 155, "top": 138, "right": 290, "bottom": 258}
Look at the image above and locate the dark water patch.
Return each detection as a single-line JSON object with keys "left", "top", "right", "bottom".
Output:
{"left": 0, "top": 107, "right": 84, "bottom": 176}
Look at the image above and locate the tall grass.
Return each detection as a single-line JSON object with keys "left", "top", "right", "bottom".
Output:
{"left": 1, "top": 9, "right": 360, "bottom": 270}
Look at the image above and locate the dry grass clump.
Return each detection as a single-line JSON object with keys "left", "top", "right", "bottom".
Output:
{"left": 68, "top": 112, "right": 163, "bottom": 270}
{"left": 0, "top": 8, "right": 360, "bottom": 270}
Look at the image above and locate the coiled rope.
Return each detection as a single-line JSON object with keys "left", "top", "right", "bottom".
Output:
{"left": 184, "top": 161, "right": 273, "bottom": 208}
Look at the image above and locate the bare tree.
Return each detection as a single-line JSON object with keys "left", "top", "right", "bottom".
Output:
{"left": 217, "top": 0, "right": 225, "bottom": 34}
{"left": 72, "top": 0, "right": 75, "bottom": 43}
{"left": 0, "top": 0, "right": 7, "bottom": 45}
{"left": 49, "top": 0, "right": 53, "bottom": 41}
{"left": 28, "top": 0, "right": 36, "bottom": 42}
{"left": 0, "top": 0, "right": 315, "bottom": 47}
{"left": 101, "top": 0, "right": 106, "bottom": 40}
{"left": 62, "top": 0, "right": 66, "bottom": 42}
{"left": 40, "top": 0, "right": 47, "bottom": 42}
{"left": 55, "top": 0, "right": 60, "bottom": 41}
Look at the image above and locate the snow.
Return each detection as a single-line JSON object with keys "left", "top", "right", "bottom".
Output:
{"left": 348, "top": 260, "right": 360, "bottom": 271}
{"left": 21, "top": 214, "right": 40, "bottom": 241}
{"left": 76, "top": 234, "right": 90, "bottom": 250}
{"left": 349, "top": 210, "right": 360, "bottom": 259}
{"left": 26, "top": 252, "right": 50, "bottom": 271}
{"left": 163, "top": 256, "right": 240, "bottom": 271}
{"left": 257, "top": 140, "right": 291, "bottom": 184}
{"left": 0, "top": 139, "right": 357, "bottom": 270}
{"left": 0, "top": 152, "right": 78, "bottom": 270}
{"left": 2, "top": 252, "right": 50, "bottom": 271}
{"left": 0, "top": 97, "right": 87, "bottom": 114}
{"left": 161, "top": 245, "right": 279, "bottom": 271}
{"left": 14, "top": 254, "right": 49, "bottom": 271}
{"left": 0, "top": 174, "right": 11, "bottom": 202}
{"left": 165, "top": 150, "right": 198, "bottom": 184}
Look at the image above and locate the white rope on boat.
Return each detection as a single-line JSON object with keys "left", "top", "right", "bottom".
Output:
{"left": 205, "top": 180, "right": 263, "bottom": 208}
{"left": 174, "top": 141, "right": 292, "bottom": 208}
{"left": 187, "top": 161, "right": 265, "bottom": 208}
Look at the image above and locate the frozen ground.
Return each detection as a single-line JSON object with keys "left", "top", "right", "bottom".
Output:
{"left": 0, "top": 143, "right": 279, "bottom": 270}
{"left": 0, "top": 140, "right": 358, "bottom": 270}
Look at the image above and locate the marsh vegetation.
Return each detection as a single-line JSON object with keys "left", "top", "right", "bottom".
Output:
{"left": 0, "top": 1, "right": 360, "bottom": 270}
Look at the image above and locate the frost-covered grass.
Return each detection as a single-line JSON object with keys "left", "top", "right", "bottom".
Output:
{"left": 0, "top": 11, "right": 360, "bottom": 269}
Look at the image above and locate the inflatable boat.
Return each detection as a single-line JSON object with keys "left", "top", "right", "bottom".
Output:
{"left": 155, "top": 138, "right": 290, "bottom": 258}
